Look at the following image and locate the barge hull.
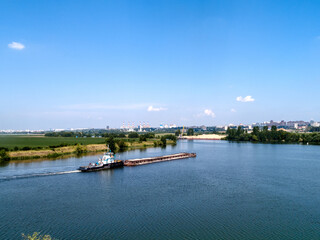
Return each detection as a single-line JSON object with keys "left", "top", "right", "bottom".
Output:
{"left": 79, "top": 161, "right": 124, "bottom": 172}
{"left": 124, "top": 152, "right": 196, "bottom": 166}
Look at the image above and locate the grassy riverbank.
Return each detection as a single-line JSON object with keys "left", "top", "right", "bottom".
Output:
{"left": 0, "top": 135, "right": 176, "bottom": 161}
{"left": 8, "top": 144, "right": 105, "bottom": 160}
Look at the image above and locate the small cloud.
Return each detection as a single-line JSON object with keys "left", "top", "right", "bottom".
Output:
{"left": 236, "top": 96, "right": 255, "bottom": 102}
{"left": 231, "top": 108, "right": 236, "bottom": 112}
{"left": 147, "top": 106, "right": 167, "bottom": 112}
{"left": 8, "top": 42, "right": 25, "bottom": 50}
{"left": 204, "top": 109, "right": 215, "bottom": 118}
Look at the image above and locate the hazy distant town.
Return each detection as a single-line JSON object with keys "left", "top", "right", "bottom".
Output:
{"left": 1, "top": 119, "right": 320, "bottom": 135}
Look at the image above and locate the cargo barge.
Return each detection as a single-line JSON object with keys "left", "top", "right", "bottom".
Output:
{"left": 79, "top": 152, "right": 196, "bottom": 171}
{"left": 124, "top": 152, "right": 196, "bottom": 166}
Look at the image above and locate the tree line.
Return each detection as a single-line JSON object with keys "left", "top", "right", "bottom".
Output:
{"left": 44, "top": 131, "right": 156, "bottom": 139}
{"left": 309, "top": 127, "right": 320, "bottom": 132}
{"left": 105, "top": 134, "right": 177, "bottom": 153}
{"left": 226, "top": 126, "right": 320, "bottom": 144}
{"left": 174, "top": 128, "right": 195, "bottom": 136}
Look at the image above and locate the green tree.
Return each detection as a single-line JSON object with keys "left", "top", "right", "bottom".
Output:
{"left": 163, "top": 134, "right": 177, "bottom": 144}
{"left": 118, "top": 133, "right": 126, "bottom": 138}
{"left": 225, "top": 124, "right": 320, "bottom": 145}
{"left": 252, "top": 126, "right": 260, "bottom": 136}
{"left": 175, "top": 129, "right": 181, "bottom": 136}
{"left": 164, "top": 134, "right": 177, "bottom": 141}
{"left": 236, "top": 126, "right": 244, "bottom": 136}
{"left": 251, "top": 135, "right": 259, "bottom": 141}
{"left": 187, "top": 128, "right": 194, "bottom": 136}
{"left": 312, "top": 134, "right": 320, "bottom": 143}
{"left": 270, "top": 125, "right": 278, "bottom": 141}
{"left": 160, "top": 136, "right": 167, "bottom": 146}
{"left": 75, "top": 144, "right": 87, "bottom": 154}
{"left": 148, "top": 133, "right": 156, "bottom": 138}
{"left": 128, "top": 132, "right": 139, "bottom": 138}
{"left": 0, "top": 149, "right": 10, "bottom": 162}
{"left": 106, "top": 136, "right": 116, "bottom": 152}
{"left": 117, "top": 140, "right": 127, "bottom": 151}
{"left": 226, "top": 128, "right": 237, "bottom": 140}
{"left": 139, "top": 134, "right": 147, "bottom": 142}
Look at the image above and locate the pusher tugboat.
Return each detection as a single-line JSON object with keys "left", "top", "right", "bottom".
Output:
{"left": 78, "top": 151, "right": 124, "bottom": 172}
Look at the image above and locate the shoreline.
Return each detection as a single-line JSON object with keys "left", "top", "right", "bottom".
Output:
{"left": 179, "top": 134, "right": 226, "bottom": 140}
{"left": 6, "top": 140, "right": 176, "bottom": 161}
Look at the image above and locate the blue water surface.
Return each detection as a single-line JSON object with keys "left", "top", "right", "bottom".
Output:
{"left": 1, "top": 140, "right": 320, "bottom": 239}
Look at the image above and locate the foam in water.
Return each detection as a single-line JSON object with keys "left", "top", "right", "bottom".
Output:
{"left": 0, "top": 170, "right": 81, "bottom": 182}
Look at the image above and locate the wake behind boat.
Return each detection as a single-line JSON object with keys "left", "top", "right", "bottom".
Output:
{"left": 78, "top": 151, "right": 124, "bottom": 172}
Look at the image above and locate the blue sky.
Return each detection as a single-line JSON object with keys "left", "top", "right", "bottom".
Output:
{"left": 1, "top": 0, "right": 320, "bottom": 129}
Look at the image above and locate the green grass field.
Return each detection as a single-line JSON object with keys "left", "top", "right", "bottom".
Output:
{"left": 0, "top": 135, "right": 106, "bottom": 150}
{"left": 155, "top": 133, "right": 175, "bottom": 137}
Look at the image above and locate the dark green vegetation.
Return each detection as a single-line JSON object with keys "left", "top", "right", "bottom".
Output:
{"left": 158, "top": 134, "right": 177, "bottom": 147}
{"left": 0, "top": 135, "right": 105, "bottom": 151}
{"left": 309, "top": 126, "right": 320, "bottom": 132}
{"left": 105, "top": 136, "right": 117, "bottom": 153}
{"left": 0, "top": 149, "right": 10, "bottom": 162}
{"left": 75, "top": 144, "right": 88, "bottom": 154}
{"left": 107, "top": 133, "right": 177, "bottom": 152}
{"left": 160, "top": 136, "right": 167, "bottom": 146}
{"left": 128, "top": 132, "right": 139, "bottom": 138}
{"left": 226, "top": 126, "right": 320, "bottom": 144}
{"left": 187, "top": 128, "right": 194, "bottom": 136}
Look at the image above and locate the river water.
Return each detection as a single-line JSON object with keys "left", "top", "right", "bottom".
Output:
{"left": 1, "top": 140, "right": 320, "bottom": 239}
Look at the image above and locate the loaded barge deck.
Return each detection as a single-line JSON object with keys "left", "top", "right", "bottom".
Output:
{"left": 124, "top": 152, "right": 196, "bottom": 166}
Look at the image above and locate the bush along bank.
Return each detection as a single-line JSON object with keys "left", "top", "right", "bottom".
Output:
{"left": 105, "top": 135, "right": 177, "bottom": 153}
{"left": 0, "top": 149, "right": 10, "bottom": 162}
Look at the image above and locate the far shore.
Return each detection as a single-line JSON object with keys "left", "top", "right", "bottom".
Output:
{"left": 180, "top": 134, "right": 226, "bottom": 140}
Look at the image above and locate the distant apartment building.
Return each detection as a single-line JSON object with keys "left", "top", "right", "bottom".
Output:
{"left": 159, "top": 124, "right": 177, "bottom": 129}
{"left": 311, "top": 121, "right": 320, "bottom": 127}
{"left": 200, "top": 125, "right": 207, "bottom": 131}
{"left": 253, "top": 120, "right": 310, "bottom": 129}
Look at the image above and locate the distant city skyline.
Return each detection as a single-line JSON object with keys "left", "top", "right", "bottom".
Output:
{"left": 0, "top": 118, "right": 319, "bottom": 132}
{"left": 1, "top": 0, "right": 320, "bottom": 129}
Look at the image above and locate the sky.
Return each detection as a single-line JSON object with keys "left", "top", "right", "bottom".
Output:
{"left": 1, "top": 0, "right": 320, "bottom": 129}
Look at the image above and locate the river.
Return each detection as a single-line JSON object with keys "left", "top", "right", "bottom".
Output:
{"left": 1, "top": 140, "right": 320, "bottom": 239}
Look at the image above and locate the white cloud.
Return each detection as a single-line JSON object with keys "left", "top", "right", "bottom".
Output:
{"left": 8, "top": 42, "right": 25, "bottom": 50}
{"left": 204, "top": 109, "right": 215, "bottom": 118}
{"left": 231, "top": 108, "right": 236, "bottom": 112}
{"left": 236, "top": 96, "right": 255, "bottom": 102}
{"left": 147, "top": 106, "right": 167, "bottom": 112}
